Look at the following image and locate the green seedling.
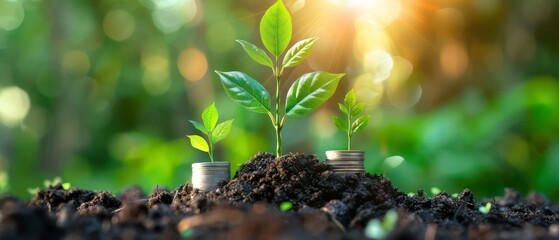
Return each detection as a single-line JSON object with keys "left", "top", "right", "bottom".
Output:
{"left": 365, "top": 209, "right": 398, "bottom": 239}
{"left": 479, "top": 202, "right": 492, "bottom": 214}
{"left": 28, "top": 177, "right": 71, "bottom": 195}
{"left": 0, "top": 171, "right": 8, "bottom": 193}
{"left": 216, "top": 0, "right": 344, "bottom": 157}
{"left": 407, "top": 192, "right": 415, "bottom": 197}
{"left": 187, "top": 103, "right": 234, "bottom": 162}
{"left": 452, "top": 193, "right": 459, "bottom": 198}
{"left": 332, "top": 89, "right": 370, "bottom": 150}
{"left": 430, "top": 187, "right": 441, "bottom": 195}
{"left": 280, "top": 201, "right": 293, "bottom": 212}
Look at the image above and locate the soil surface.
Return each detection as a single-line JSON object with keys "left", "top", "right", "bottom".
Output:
{"left": 1, "top": 152, "right": 559, "bottom": 239}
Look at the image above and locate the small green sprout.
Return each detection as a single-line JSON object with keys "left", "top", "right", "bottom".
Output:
{"left": 365, "top": 209, "right": 398, "bottom": 239}
{"left": 452, "top": 193, "right": 459, "bottom": 198}
{"left": 180, "top": 229, "right": 194, "bottom": 238}
{"left": 44, "top": 177, "right": 71, "bottom": 190}
{"left": 28, "top": 177, "right": 71, "bottom": 195}
{"left": 0, "top": 171, "right": 8, "bottom": 193}
{"left": 407, "top": 192, "right": 415, "bottom": 197}
{"left": 332, "top": 89, "right": 370, "bottom": 150}
{"left": 187, "top": 103, "right": 234, "bottom": 162}
{"left": 430, "top": 187, "right": 441, "bottom": 195}
{"left": 479, "top": 202, "right": 492, "bottom": 214}
{"left": 279, "top": 201, "right": 293, "bottom": 212}
{"left": 216, "top": 0, "right": 344, "bottom": 157}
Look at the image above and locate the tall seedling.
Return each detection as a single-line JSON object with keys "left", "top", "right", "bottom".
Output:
{"left": 216, "top": 0, "right": 344, "bottom": 157}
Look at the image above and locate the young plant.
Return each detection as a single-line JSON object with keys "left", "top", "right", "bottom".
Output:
{"left": 279, "top": 201, "right": 293, "bottom": 212}
{"left": 187, "top": 103, "right": 234, "bottom": 162}
{"left": 215, "top": 0, "right": 344, "bottom": 157}
{"left": 479, "top": 202, "right": 492, "bottom": 214}
{"left": 27, "top": 177, "right": 71, "bottom": 195}
{"left": 332, "top": 89, "right": 370, "bottom": 150}
{"left": 365, "top": 209, "right": 398, "bottom": 239}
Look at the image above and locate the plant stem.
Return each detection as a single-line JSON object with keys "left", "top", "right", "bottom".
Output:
{"left": 208, "top": 135, "right": 214, "bottom": 162}
{"left": 347, "top": 105, "right": 352, "bottom": 151}
{"left": 275, "top": 76, "right": 282, "bottom": 157}
{"left": 208, "top": 140, "right": 214, "bottom": 162}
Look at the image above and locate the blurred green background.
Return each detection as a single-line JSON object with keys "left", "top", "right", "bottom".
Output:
{"left": 1, "top": 0, "right": 558, "bottom": 200}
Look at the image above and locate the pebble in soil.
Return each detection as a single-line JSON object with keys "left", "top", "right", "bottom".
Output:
{"left": 1, "top": 152, "right": 559, "bottom": 239}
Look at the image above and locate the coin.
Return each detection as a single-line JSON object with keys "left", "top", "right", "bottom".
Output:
{"left": 192, "top": 162, "right": 230, "bottom": 191}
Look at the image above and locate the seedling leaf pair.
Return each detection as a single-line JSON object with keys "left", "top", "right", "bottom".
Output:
{"left": 333, "top": 90, "right": 370, "bottom": 150}
{"left": 365, "top": 209, "right": 398, "bottom": 239}
{"left": 187, "top": 103, "right": 234, "bottom": 162}
{"left": 216, "top": 0, "right": 344, "bottom": 156}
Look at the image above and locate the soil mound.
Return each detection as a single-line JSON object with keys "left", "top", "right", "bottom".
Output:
{"left": 1, "top": 153, "right": 558, "bottom": 239}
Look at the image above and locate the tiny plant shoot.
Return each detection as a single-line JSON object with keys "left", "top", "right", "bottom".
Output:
{"left": 365, "top": 209, "right": 398, "bottom": 239}
{"left": 187, "top": 103, "right": 234, "bottom": 162}
{"left": 216, "top": 0, "right": 344, "bottom": 157}
{"left": 479, "top": 202, "right": 492, "bottom": 214}
{"left": 332, "top": 89, "right": 370, "bottom": 150}
{"left": 280, "top": 201, "right": 293, "bottom": 212}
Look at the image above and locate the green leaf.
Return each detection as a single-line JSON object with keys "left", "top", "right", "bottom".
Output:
{"left": 344, "top": 89, "right": 356, "bottom": 108}
{"left": 189, "top": 120, "right": 208, "bottom": 135}
{"left": 202, "top": 103, "right": 218, "bottom": 132}
{"left": 352, "top": 115, "right": 370, "bottom": 133}
{"left": 282, "top": 38, "right": 317, "bottom": 68}
{"left": 236, "top": 40, "right": 274, "bottom": 68}
{"left": 62, "top": 182, "right": 71, "bottom": 190}
{"left": 187, "top": 135, "right": 209, "bottom": 152}
{"left": 211, "top": 119, "right": 234, "bottom": 143}
{"left": 28, "top": 188, "right": 39, "bottom": 195}
{"left": 338, "top": 103, "right": 349, "bottom": 115}
{"left": 285, "top": 72, "right": 345, "bottom": 117}
{"left": 332, "top": 116, "right": 348, "bottom": 131}
{"left": 260, "top": 0, "right": 292, "bottom": 57}
{"left": 351, "top": 103, "right": 365, "bottom": 116}
{"left": 280, "top": 201, "right": 293, "bottom": 212}
{"left": 216, "top": 71, "right": 272, "bottom": 114}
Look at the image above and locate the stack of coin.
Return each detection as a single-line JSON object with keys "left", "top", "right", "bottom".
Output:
{"left": 191, "top": 162, "right": 230, "bottom": 191}
{"left": 325, "top": 150, "right": 365, "bottom": 174}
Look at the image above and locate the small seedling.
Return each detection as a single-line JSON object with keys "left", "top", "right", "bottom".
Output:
{"left": 187, "top": 103, "right": 234, "bottom": 162}
{"left": 216, "top": 0, "right": 344, "bottom": 157}
{"left": 0, "top": 171, "right": 8, "bottom": 193}
{"left": 365, "top": 209, "right": 398, "bottom": 239}
{"left": 479, "top": 202, "right": 492, "bottom": 214}
{"left": 332, "top": 89, "right": 370, "bottom": 150}
{"left": 28, "top": 177, "right": 71, "bottom": 195}
{"left": 407, "top": 192, "right": 415, "bottom": 197}
{"left": 452, "top": 193, "right": 459, "bottom": 198}
{"left": 279, "top": 201, "right": 293, "bottom": 212}
{"left": 430, "top": 187, "right": 441, "bottom": 195}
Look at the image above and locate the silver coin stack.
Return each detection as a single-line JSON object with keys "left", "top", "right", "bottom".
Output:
{"left": 325, "top": 150, "right": 366, "bottom": 174}
{"left": 191, "top": 162, "right": 230, "bottom": 191}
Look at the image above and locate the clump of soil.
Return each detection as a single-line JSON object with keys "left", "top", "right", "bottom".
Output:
{"left": 1, "top": 152, "right": 559, "bottom": 239}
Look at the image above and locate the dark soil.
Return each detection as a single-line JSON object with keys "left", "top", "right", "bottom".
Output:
{"left": 1, "top": 152, "right": 559, "bottom": 239}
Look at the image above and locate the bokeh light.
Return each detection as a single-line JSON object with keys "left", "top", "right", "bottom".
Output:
{"left": 178, "top": 48, "right": 208, "bottom": 82}
{"left": 62, "top": 51, "right": 91, "bottom": 76}
{"left": 0, "top": 0, "right": 25, "bottom": 31}
{"left": 0, "top": 86, "right": 31, "bottom": 127}
{"left": 103, "top": 9, "right": 136, "bottom": 41}
{"left": 439, "top": 42, "right": 469, "bottom": 78}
